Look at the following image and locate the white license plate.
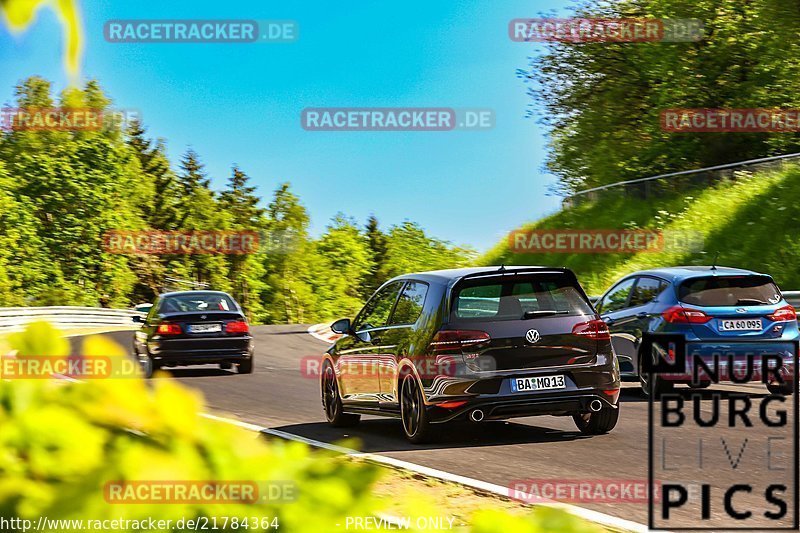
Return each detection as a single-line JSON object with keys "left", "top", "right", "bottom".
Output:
{"left": 510, "top": 375, "right": 566, "bottom": 393}
{"left": 719, "top": 319, "right": 762, "bottom": 331}
{"left": 188, "top": 323, "right": 222, "bottom": 333}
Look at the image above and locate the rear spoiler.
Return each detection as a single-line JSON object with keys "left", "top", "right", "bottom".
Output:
{"left": 450, "top": 266, "right": 573, "bottom": 285}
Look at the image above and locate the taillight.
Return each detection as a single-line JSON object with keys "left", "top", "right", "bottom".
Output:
{"left": 768, "top": 305, "right": 797, "bottom": 322}
{"left": 436, "top": 400, "right": 468, "bottom": 410}
{"left": 157, "top": 323, "right": 182, "bottom": 335}
{"left": 226, "top": 320, "right": 250, "bottom": 334}
{"left": 662, "top": 306, "right": 712, "bottom": 324}
{"left": 572, "top": 319, "right": 611, "bottom": 340}
{"left": 429, "top": 330, "right": 490, "bottom": 354}
{"left": 602, "top": 388, "right": 621, "bottom": 404}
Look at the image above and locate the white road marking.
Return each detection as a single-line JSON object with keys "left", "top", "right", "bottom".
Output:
{"left": 307, "top": 323, "right": 341, "bottom": 344}
{"left": 201, "top": 412, "right": 653, "bottom": 533}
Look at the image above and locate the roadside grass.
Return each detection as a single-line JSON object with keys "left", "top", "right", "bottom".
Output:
{"left": 479, "top": 165, "right": 800, "bottom": 295}
{"left": 370, "top": 464, "right": 529, "bottom": 527}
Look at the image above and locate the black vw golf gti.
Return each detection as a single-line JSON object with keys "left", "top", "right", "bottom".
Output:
{"left": 321, "top": 266, "right": 620, "bottom": 443}
{"left": 133, "top": 291, "right": 254, "bottom": 377}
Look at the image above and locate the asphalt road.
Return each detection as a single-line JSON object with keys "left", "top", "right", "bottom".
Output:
{"left": 69, "top": 326, "right": 798, "bottom": 529}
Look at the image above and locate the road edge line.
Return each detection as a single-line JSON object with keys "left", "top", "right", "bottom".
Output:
{"left": 307, "top": 323, "right": 341, "bottom": 344}
{"left": 201, "top": 413, "right": 652, "bottom": 533}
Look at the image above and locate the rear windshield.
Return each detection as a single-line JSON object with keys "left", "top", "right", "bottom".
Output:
{"left": 453, "top": 274, "right": 594, "bottom": 320}
{"left": 678, "top": 276, "right": 782, "bottom": 307}
{"left": 159, "top": 293, "right": 237, "bottom": 313}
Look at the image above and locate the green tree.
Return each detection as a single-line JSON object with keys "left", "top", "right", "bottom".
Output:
{"left": 171, "top": 149, "right": 232, "bottom": 293}
{"left": 312, "top": 214, "right": 374, "bottom": 319}
{"left": 219, "top": 165, "right": 267, "bottom": 320}
{"left": 127, "top": 119, "right": 179, "bottom": 229}
{"left": 1, "top": 77, "right": 141, "bottom": 306}
{"left": 363, "top": 215, "right": 388, "bottom": 297}
{"left": 261, "top": 183, "right": 315, "bottom": 323}
{"left": 525, "top": 0, "right": 800, "bottom": 193}
{"left": 379, "top": 221, "right": 475, "bottom": 280}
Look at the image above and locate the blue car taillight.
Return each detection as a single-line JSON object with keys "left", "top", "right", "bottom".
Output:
{"left": 767, "top": 305, "right": 797, "bottom": 322}
{"left": 662, "top": 305, "right": 713, "bottom": 324}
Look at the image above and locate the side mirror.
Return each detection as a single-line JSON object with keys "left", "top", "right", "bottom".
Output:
{"left": 132, "top": 315, "right": 143, "bottom": 323}
{"left": 330, "top": 318, "right": 351, "bottom": 335}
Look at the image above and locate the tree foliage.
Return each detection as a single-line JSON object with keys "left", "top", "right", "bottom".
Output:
{"left": 0, "top": 77, "right": 473, "bottom": 322}
{"left": 525, "top": 0, "right": 800, "bottom": 193}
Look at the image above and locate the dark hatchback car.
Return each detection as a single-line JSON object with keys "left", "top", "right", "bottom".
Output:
{"left": 595, "top": 266, "right": 798, "bottom": 396}
{"left": 133, "top": 291, "right": 254, "bottom": 377}
{"left": 321, "top": 266, "right": 620, "bottom": 443}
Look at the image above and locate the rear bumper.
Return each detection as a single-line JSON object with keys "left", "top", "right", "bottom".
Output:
{"left": 147, "top": 336, "right": 253, "bottom": 365}
{"left": 419, "top": 355, "right": 619, "bottom": 422}
{"left": 428, "top": 391, "right": 617, "bottom": 423}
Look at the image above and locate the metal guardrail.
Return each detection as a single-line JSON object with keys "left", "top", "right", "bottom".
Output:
{"left": 0, "top": 306, "right": 144, "bottom": 332}
{"left": 563, "top": 152, "right": 800, "bottom": 207}
{"left": 783, "top": 291, "right": 800, "bottom": 308}
{"left": 1, "top": 294, "right": 798, "bottom": 333}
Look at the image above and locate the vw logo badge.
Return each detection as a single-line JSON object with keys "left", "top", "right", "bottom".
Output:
{"left": 525, "top": 329, "right": 541, "bottom": 344}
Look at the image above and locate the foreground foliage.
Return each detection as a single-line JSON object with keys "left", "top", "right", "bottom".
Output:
{"left": 0, "top": 323, "right": 599, "bottom": 532}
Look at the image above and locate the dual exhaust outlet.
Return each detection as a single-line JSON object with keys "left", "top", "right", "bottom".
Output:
{"left": 468, "top": 398, "right": 602, "bottom": 423}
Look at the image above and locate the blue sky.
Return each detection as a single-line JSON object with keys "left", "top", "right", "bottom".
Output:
{"left": 0, "top": 0, "right": 573, "bottom": 252}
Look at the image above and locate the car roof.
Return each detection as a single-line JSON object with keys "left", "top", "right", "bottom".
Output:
{"left": 624, "top": 265, "right": 769, "bottom": 282}
{"left": 388, "top": 266, "right": 570, "bottom": 285}
{"left": 158, "top": 290, "right": 232, "bottom": 298}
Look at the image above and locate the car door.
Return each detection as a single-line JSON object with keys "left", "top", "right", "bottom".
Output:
{"left": 377, "top": 280, "right": 430, "bottom": 403}
{"left": 624, "top": 276, "right": 668, "bottom": 373}
{"left": 336, "top": 281, "right": 404, "bottom": 405}
{"left": 597, "top": 277, "right": 637, "bottom": 364}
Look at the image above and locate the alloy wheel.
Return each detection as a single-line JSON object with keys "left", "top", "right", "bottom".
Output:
{"left": 323, "top": 365, "right": 339, "bottom": 421}
{"left": 401, "top": 375, "right": 420, "bottom": 437}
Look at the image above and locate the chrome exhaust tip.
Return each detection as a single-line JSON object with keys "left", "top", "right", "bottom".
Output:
{"left": 469, "top": 409, "right": 485, "bottom": 422}
{"left": 589, "top": 399, "right": 603, "bottom": 413}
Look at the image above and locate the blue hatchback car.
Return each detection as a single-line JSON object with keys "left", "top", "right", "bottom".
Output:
{"left": 594, "top": 266, "right": 798, "bottom": 396}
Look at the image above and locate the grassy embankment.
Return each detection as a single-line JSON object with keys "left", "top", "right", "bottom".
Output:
{"left": 480, "top": 166, "right": 800, "bottom": 295}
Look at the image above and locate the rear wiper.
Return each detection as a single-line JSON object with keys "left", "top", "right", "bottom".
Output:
{"left": 522, "top": 310, "right": 570, "bottom": 319}
{"left": 735, "top": 298, "right": 768, "bottom": 305}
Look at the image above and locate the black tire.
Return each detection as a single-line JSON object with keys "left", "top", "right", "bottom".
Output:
{"left": 321, "top": 363, "right": 360, "bottom": 427}
{"left": 639, "top": 352, "right": 674, "bottom": 398}
{"left": 573, "top": 404, "right": 619, "bottom": 435}
{"left": 400, "top": 373, "right": 434, "bottom": 444}
{"left": 237, "top": 357, "right": 253, "bottom": 374}
{"left": 219, "top": 362, "right": 233, "bottom": 370}
{"left": 140, "top": 356, "right": 159, "bottom": 379}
